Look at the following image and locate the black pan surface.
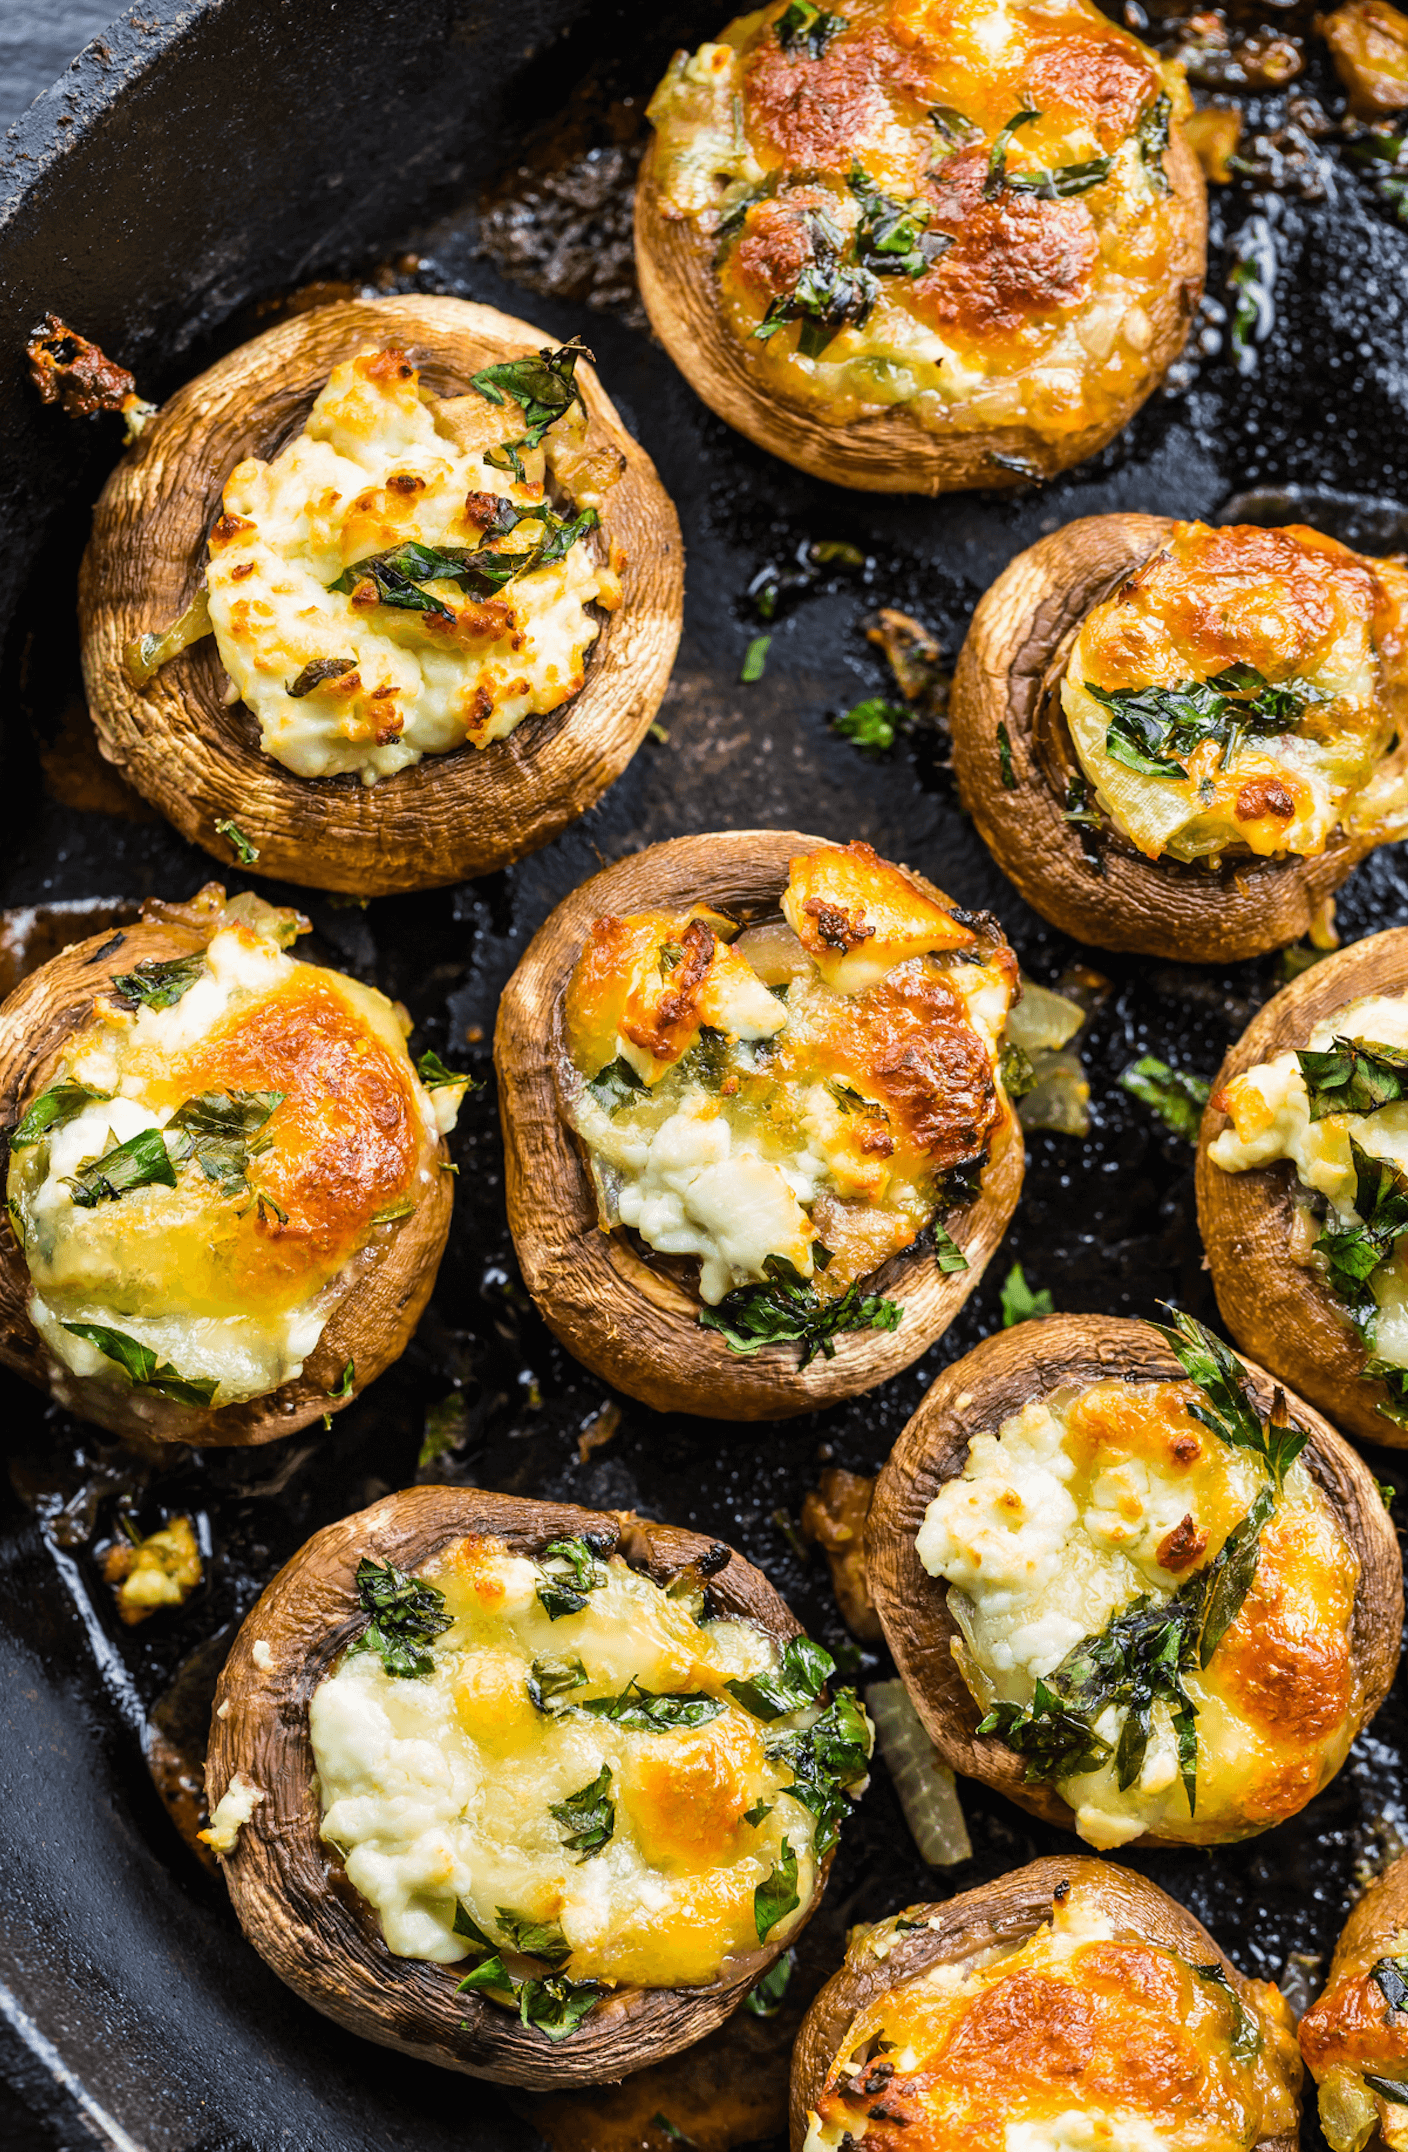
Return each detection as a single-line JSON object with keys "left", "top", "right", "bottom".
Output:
{"left": 1, "top": 1, "right": 1407, "bottom": 2145}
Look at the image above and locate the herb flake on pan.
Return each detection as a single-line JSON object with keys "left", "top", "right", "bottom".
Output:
{"left": 741, "top": 633, "right": 772, "bottom": 683}
{"left": 752, "top": 209, "right": 878, "bottom": 357}
{"left": 754, "top": 1842, "right": 800, "bottom": 1940}
{"left": 346, "top": 1556, "right": 453, "bottom": 1679}
{"left": 111, "top": 952, "right": 206, "bottom": 1011}
{"left": 699, "top": 1253, "right": 902, "bottom": 1365}
{"left": 1087, "top": 665, "right": 1317, "bottom": 781}
{"left": 744, "top": 1949, "right": 796, "bottom": 2017}
{"left": 775, "top": 1, "right": 844, "bottom": 60}
{"left": 549, "top": 1765, "right": 615, "bottom": 1860}
{"left": 577, "top": 1682, "right": 727, "bottom": 1732}
{"left": 215, "top": 819, "right": 260, "bottom": 866}
{"left": 64, "top": 1126, "right": 176, "bottom": 1208}
{"left": 10, "top": 1081, "right": 110, "bottom": 1151}
{"left": 60, "top": 1322, "right": 219, "bottom": 1406}
{"left": 536, "top": 1534, "right": 607, "bottom": 1619}
{"left": 832, "top": 697, "right": 909, "bottom": 752}
{"left": 1000, "top": 1263, "right": 1052, "bottom": 1326}
{"left": 1297, "top": 1036, "right": 1408, "bottom": 1119}
{"left": 1000, "top": 1041, "right": 1038, "bottom": 1100}
{"left": 1119, "top": 1055, "right": 1210, "bottom": 1142}
{"left": 1137, "top": 92, "right": 1172, "bottom": 193}
{"left": 1193, "top": 1964, "right": 1263, "bottom": 2063}
{"left": 165, "top": 1089, "right": 283, "bottom": 1196}
{"left": 726, "top": 1635, "right": 834, "bottom": 1720}
{"left": 847, "top": 165, "right": 947, "bottom": 278}
{"left": 984, "top": 109, "right": 1041, "bottom": 198}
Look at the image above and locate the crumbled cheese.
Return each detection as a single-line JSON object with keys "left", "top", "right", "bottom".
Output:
{"left": 252, "top": 1639, "right": 272, "bottom": 1670}
{"left": 200, "top": 1771, "right": 263, "bottom": 1854}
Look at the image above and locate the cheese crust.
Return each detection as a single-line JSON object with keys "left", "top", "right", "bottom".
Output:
{"left": 1062, "top": 521, "right": 1408, "bottom": 865}
{"left": 558, "top": 841, "right": 1017, "bottom": 1302}
{"left": 205, "top": 346, "right": 621, "bottom": 786}
{"left": 915, "top": 1373, "right": 1358, "bottom": 1847}
{"left": 7, "top": 892, "right": 451, "bottom": 1408}
{"left": 309, "top": 1534, "right": 853, "bottom": 1990}
{"left": 1300, "top": 1913, "right": 1408, "bottom": 2151}
{"left": 645, "top": 0, "right": 1193, "bottom": 446}
{"left": 803, "top": 1880, "right": 1300, "bottom": 2150}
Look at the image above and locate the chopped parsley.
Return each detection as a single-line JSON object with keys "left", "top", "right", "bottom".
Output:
{"left": 1086, "top": 663, "right": 1318, "bottom": 781}
{"left": 111, "top": 952, "right": 206, "bottom": 1011}
{"left": 751, "top": 209, "right": 879, "bottom": 358}
{"left": 699, "top": 1253, "right": 902, "bottom": 1365}
{"left": 587, "top": 1054, "right": 645, "bottom": 1113}
{"left": 775, "top": 1, "right": 844, "bottom": 59}
{"left": 726, "top": 1634, "right": 834, "bottom": 1720}
{"left": 64, "top": 1126, "right": 176, "bottom": 1208}
{"left": 1137, "top": 92, "right": 1172, "bottom": 194}
{"left": 416, "top": 1047, "right": 478, "bottom": 1093}
{"left": 1309, "top": 1140, "right": 1408, "bottom": 1418}
{"left": 9, "top": 1081, "right": 110, "bottom": 1151}
{"left": 1153, "top": 1307, "right": 1308, "bottom": 1485}
{"left": 576, "top": 1682, "right": 727, "bottom": 1732}
{"left": 832, "top": 697, "right": 908, "bottom": 752}
{"left": 536, "top": 1534, "right": 607, "bottom": 1619}
{"left": 1119, "top": 1055, "right": 1210, "bottom": 1142}
{"left": 549, "top": 1765, "right": 615, "bottom": 1860}
{"left": 331, "top": 507, "right": 599, "bottom": 614}
{"left": 1297, "top": 1036, "right": 1408, "bottom": 1120}
{"left": 932, "top": 1220, "right": 969, "bottom": 1275}
{"left": 741, "top": 633, "right": 772, "bottom": 682}
{"left": 328, "top": 1359, "right": 355, "bottom": 1401}
{"left": 215, "top": 819, "right": 260, "bottom": 866}
{"left": 527, "top": 1655, "right": 589, "bottom": 1711}
{"left": 1000, "top": 1263, "right": 1052, "bottom": 1326}
{"left": 164, "top": 1088, "right": 283, "bottom": 1196}
{"left": 754, "top": 1842, "right": 800, "bottom": 1940}
{"left": 60, "top": 1322, "right": 219, "bottom": 1407}
{"left": 346, "top": 1556, "right": 453, "bottom": 1679}
{"left": 766, "top": 1687, "right": 871, "bottom": 1853}
{"left": 848, "top": 164, "right": 947, "bottom": 277}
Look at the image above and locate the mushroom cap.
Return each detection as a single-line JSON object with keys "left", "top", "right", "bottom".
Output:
{"left": 205, "top": 1485, "right": 828, "bottom": 2088}
{"left": 78, "top": 296, "right": 683, "bottom": 895}
{"left": 1197, "top": 926, "right": 1408, "bottom": 1447}
{"left": 0, "top": 904, "right": 452, "bottom": 1445}
{"left": 788, "top": 1853, "right": 1301, "bottom": 2151}
{"left": 864, "top": 1313, "right": 1402, "bottom": 1840}
{"left": 949, "top": 514, "right": 1367, "bottom": 961}
{"left": 494, "top": 829, "right": 1024, "bottom": 1419}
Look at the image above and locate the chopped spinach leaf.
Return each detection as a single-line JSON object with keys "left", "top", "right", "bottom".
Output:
{"left": 1298, "top": 1036, "right": 1408, "bottom": 1120}
{"left": 743, "top": 1799, "right": 774, "bottom": 1828}
{"left": 1193, "top": 1964, "right": 1263, "bottom": 2064}
{"left": 751, "top": 209, "right": 878, "bottom": 357}
{"left": 60, "top": 1322, "right": 219, "bottom": 1407}
{"left": 287, "top": 656, "right": 357, "bottom": 698}
{"left": 577, "top": 1682, "right": 727, "bottom": 1732}
{"left": 984, "top": 109, "right": 1041, "bottom": 198}
{"left": 1373, "top": 1955, "right": 1408, "bottom": 2017}
{"left": 726, "top": 1635, "right": 834, "bottom": 1721}
{"left": 978, "top": 1680, "right": 1114, "bottom": 1782}
{"left": 111, "top": 952, "right": 206, "bottom": 1011}
{"left": 848, "top": 164, "right": 947, "bottom": 277}
{"left": 932, "top": 1220, "right": 969, "bottom": 1274}
{"left": 332, "top": 508, "right": 599, "bottom": 614}
{"left": 1119, "top": 1054, "right": 1210, "bottom": 1141}
{"left": 165, "top": 1089, "right": 283, "bottom": 1196}
{"left": 699, "top": 1253, "right": 902, "bottom": 1365}
{"left": 10, "top": 1081, "right": 110, "bottom": 1151}
{"left": 833, "top": 697, "right": 908, "bottom": 752}
{"left": 1137, "top": 91, "right": 1172, "bottom": 193}
{"left": 1153, "top": 1307, "right": 1308, "bottom": 1484}
{"left": 1364, "top": 2074, "right": 1408, "bottom": 2106}
{"left": 744, "top": 1948, "right": 795, "bottom": 2017}
{"left": 930, "top": 104, "right": 982, "bottom": 154}
{"left": 328, "top": 1359, "right": 355, "bottom": 1401}
{"left": 536, "top": 1534, "right": 606, "bottom": 1619}
{"left": 1006, "top": 153, "right": 1112, "bottom": 198}
{"left": 775, "top": 0, "right": 844, "bottom": 59}
{"left": 587, "top": 1054, "right": 645, "bottom": 1113}
{"left": 456, "top": 1952, "right": 513, "bottom": 1998}
{"left": 527, "top": 1655, "right": 590, "bottom": 1711}
{"left": 1000, "top": 1262, "right": 1052, "bottom": 1326}
{"left": 1312, "top": 1141, "right": 1408, "bottom": 1369}
{"left": 346, "top": 1556, "right": 453, "bottom": 1679}
{"left": 468, "top": 336, "right": 591, "bottom": 461}
{"left": 996, "top": 720, "right": 1016, "bottom": 788}
{"left": 754, "top": 1842, "right": 800, "bottom": 1940}
{"left": 518, "top": 1975, "right": 606, "bottom": 2041}
{"left": 215, "top": 819, "right": 260, "bottom": 866}
{"left": 494, "top": 1908, "right": 573, "bottom": 1969}
{"left": 1063, "top": 772, "right": 1101, "bottom": 827}
{"left": 550, "top": 1764, "right": 615, "bottom": 1860}
{"left": 65, "top": 1125, "right": 176, "bottom": 1207}
{"left": 416, "top": 1047, "right": 477, "bottom": 1093}
{"left": 1087, "top": 665, "right": 1317, "bottom": 782}
{"left": 767, "top": 1688, "right": 871, "bottom": 1854}
{"left": 452, "top": 1904, "right": 500, "bottom": 1960}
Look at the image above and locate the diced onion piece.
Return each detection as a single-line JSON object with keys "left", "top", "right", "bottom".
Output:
{"left": 123, "top": 585, "right": 213, "bottom": 687}
{"left": 1316, "top": 2062, "right": 1380, "bottom": 2152}
{"left": 1006, "top": 980, "right": 1086, "bottom": 1054}
{"left": 1017, "top": 1048, "right": 1091, "bottom": 1137}
{"left": 865, "top": 1678, "right": 972, "bottom": 1866}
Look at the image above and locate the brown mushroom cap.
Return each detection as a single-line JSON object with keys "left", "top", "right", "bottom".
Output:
{"left": 1197, "top": 926, "right": 1408, "bottom": 1448}
{"left": 205, "top": 1485, "right": 828, "bottom": 2088}
{"left": 949, "top": 514, "right": 1368, "bottom": 960}
{"left": 1310, "top": 1848, "right": 1408, "bottom": 2004}
{"left": 633, "top": 128, "right": 1204, "bottom": 495}
{"left": 864, "top": 1313, "right": 1402, "bottom": 1841}
{"left": 78, "top": 296, "right": 683, "bottom": 896}
{"left": 788, "top": 1854, "right": 1301, "bottom": 2152}
{"left": 0, "top": 901, "right": 452, "bottom": 1446}
{"left": 494, "top": 829, "right": 1024, "bottom": 1420}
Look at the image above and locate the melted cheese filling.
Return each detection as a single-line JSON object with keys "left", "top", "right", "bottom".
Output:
{"left": 804, "top": 1883, "right": 1299, "bottom": 2152}
{"left": 1300, "top": 1927, "right": 1408, "bottom": 2152}
{"left": 309, "top": 1538, "right": 841, "bottom": 1989}
{"left": 8, "top": 896, "right": 449, "bottom": 1409}
{"left": 560, "top": 844, "right": 1016, "bottom": 1302}
{"left": 647, "top": 0, "right": 1191, "bottom": 442}
{"left": 1211, "top": 991, "right": 1408, "bottom": 1376}
{"left": 915, "top": 1376, "right": 1357, "bottom": 1847}
{"left": 1062, "top": 522, "right": 1408, "bottom": 864}
{"left": 205, "top": 346, "right": 619, "bottom": 786}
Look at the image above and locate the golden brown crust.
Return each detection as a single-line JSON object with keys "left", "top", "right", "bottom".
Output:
{"left": 494, "top": 830, "right": 1024, "bottom": 1420}
{"left": 78, "top": 297, "right": 683, "bottom": 896}
{"left": 205, "top": 1485, "right": 822, "bottom": 2088}
{"left": 949, "top": 514, "right": 1369, "bottom": 960}
{"left": 864, "top": 1314, "right": 1402, "bottom": 1839}
{"left": 0, "top": 909, "right": 451, "bottom": 1446}
{"left": 1196, "top": 927, "right": 1408, "bottom": 1447}
{"left": 633, "top": 129, "right": 1204, "bottom": 495}
{"left": 788, "top": 1855, "right": 1301, "bottom": 2151}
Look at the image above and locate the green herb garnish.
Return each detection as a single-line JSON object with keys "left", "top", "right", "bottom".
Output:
{"left": 332, "top": 508, "right": 598, "bottom": 613}
{"left": 9, "top": 1081, "right": 110, "bottom": 1150}
{"left": 754, "top": 1842, "right": 800, "bottom": 1941}
{"left": 726, "top": 1635, "right": 833, "bottom": 1721}
{"left": 587, "top": 1055, "right": 645, "bottom": 1113}
{"left": 416, "top": 1047, "right": 477, "bottom": 1093}
{"left": 1364, "top": 2074, "right": 1408, "bottom": 2106}
{"left": 1373, "top": 1956, "right": 1408, "bottom": 2017}
{"left": 766, "top": 1688, "right": 871, "bottom": 1854}
{"left": 468, "top": 336, "right": 592, "bottom": 478}
{"left": 743, "top": 1799, "right": 774, "bottom": 1828}
{"left": 775, "top": 0, "right": 844, "bottom": 59}
{"left": 751, "top": 209, "right": 878, "bottom": 357}
{"left": 527, "top": 1655, "right": 590, "bottom": 1712}
{"left": 984, "top": 109, "right": 1041, "bottom": 198}
{"left": 1000, "top": 1263, "right": 1052, "bottom": 1326}
{"left": 848, "top": 164, "right": 944, "bottom": 277}
{"left": 1005, "top": 153, "right": 1112, "bottom": 198}
{"left": 1000, "top": 1042, "right": 1037, "bottom": 1100}
{"left": 1193, "top": 1964, "right": 1263, "bottom": 2063}
{"left": 60, "top": 1322, "right": 220, "bottom": 1407}
{"left": 1137, "top": 92, "right": 1172, "bottom": 193}
{"left": 1297, "top": 1036, "right": 1408, "bottom": 1120}
{"left": 996, "top": 721, "right": 1016, "bottom": 789}
{"left": 493, "top": 1909, "right": 574, "bottom": 1969}
{"left": 111, "top": 952, "right": 206, "bottom": 1011}
{"left": 328, "top": 1359, "right": 355, "bottom": 1400}
{"left": 516, "top": 1976, "right": 607, "bottom": 2041}
{"left": 741, "top": 633, "right": 772, "bottom": 682}
{"left": 833, "top": 697, "right": 908, "bottom": 752}
{"left": 346, "top": 1556, "right": 453, "bottom": 1679}
{"left": 577, "top": 1682, "right": 728, "bottom": 1732}
{"left": 550, "top": 1765, "right": 615, "bottom": 1860}
{"left": 1119, "top": 1054, "right": 1210, "bottom": 1142}
{"left": 287, "top": 656, "right": 357, "bottom": 697}
{"left": 744, "top": 1949, "right": 796, "bottom": 2017}
{"left": 933, "top": 1220, "right": 969, "bottom": 1274}
{"left": 1087, "top": 664, "right": 1317, "bottom": 781}
{"left": 699, "top": 1253, "right": 902, "bottom": 1365}
{"left": 165, "top": 1088, "right": 283, "bottom": 1196}
{"left": 1153, "top": 1307, "right": 1308, "bottom": 1485}
{"left": 536, "top": 1534, "right": 606, "bottom": 1619}
{"left": 64, "top": 1125, "right": 176, "bottom": 1207}
{"left": 419, "top": 1392, "right": 468, "bottom": 1468}
{"left": 215, "top": 819, "right": 260, "bottom": 866}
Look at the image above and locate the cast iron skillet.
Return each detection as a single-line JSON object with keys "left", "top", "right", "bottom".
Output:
{"left": 1, "top": 3, "right": 1407, "bottom": 2148}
